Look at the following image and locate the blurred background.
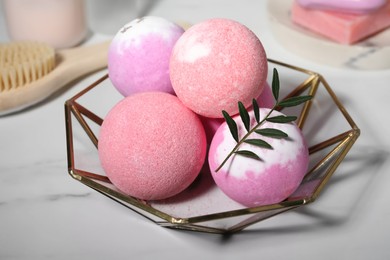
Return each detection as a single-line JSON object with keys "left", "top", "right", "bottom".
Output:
{"left": 0, "top": 0, "right": 266, "bottom": 47}
{"left": 0, "top": 0, "right": 159, "bottom": 43}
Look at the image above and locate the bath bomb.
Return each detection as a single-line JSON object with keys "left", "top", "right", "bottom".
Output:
{"left": 200, "top": 82, "right": 274, "bottom": 144}
{"left": 208, "top": 108, "right": 309, "bottom": 207}
{"left": 98, "top": 92, "right": 207, "bottom": 200}
{"left": 108, "top": 16, "right": 184, "bottom": 96}
{"left": 170, "top": 18, "right": 268, "bottom": 118}
{"left": 257, "top": 81, "right": 275, "bottom": 109}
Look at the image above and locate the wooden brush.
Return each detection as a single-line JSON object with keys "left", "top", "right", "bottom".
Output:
{"left": 0, "top": 40, "right": 110, "bottom": 115}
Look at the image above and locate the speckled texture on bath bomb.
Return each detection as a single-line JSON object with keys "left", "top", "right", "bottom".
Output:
{"left": 108, "top": 16, "right": 184, "bottom": 96}
{"left": 170, "top": 18, "right": 268, "bottom": 118}
{"left": 98, "top": 92, "right": 207, "bottom": 200}
{"left": 208, "top": 108, "right": 309, "bottom": 207}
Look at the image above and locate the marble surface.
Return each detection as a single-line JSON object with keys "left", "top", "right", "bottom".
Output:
{"left": 1, "top": 0, "right": 390, "bottom": 259}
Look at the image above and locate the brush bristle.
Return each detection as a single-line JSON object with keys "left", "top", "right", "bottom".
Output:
{"left": 0, "top": 42, "right": 55, "bottom": 92}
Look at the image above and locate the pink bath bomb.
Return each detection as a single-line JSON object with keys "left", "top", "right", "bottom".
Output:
{"left": 257, "top": 82, "right": 275, "bottom": 109}
{"left": 108, "top": 16, "right": 184, "bottom": 96}
{"left": 200, "top": 82, "right": 274, "bottom": 144}
{"left": 170, "top": 18, "right": 268, "bottom": 118}
{"left": 98, "top": 92, "right": 207, "bottom": 200}
{"left": 208, "top": 108, "right": 309, "bottom": 207}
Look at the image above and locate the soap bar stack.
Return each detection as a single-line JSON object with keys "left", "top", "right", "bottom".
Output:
{"left": 291, "top": 0, "right": 390, "bottom": 44}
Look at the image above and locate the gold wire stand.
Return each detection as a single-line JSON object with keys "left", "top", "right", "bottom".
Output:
{"left": 64, "top": 59, "right": 360, "bottom": 234}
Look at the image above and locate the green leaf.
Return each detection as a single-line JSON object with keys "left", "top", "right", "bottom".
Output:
{"left": 222, "top": 110, "right": 239, "bottom": 142}
{"left": 244, "top": 139, "right": 273, "bottom": 149}
{"left": 272, "top": 68, "right": 280, "bottom": 101}
{"left": 278, "top": 95, "right": 312, "bottom": 107}
{"left": 266, "top": 115, "right": 297, "bottom": 123}
{"left": 255, "top": 128, "right": 288, "bottom": 138}
{"left": 215, "top": 69, "right": 308, "bottom": 172}
{"left": 252, "top": 98, "right": 260, "bottom": 123}
{"left": 234, "top": 150, "right": 262, "bottom": 161}
{"left": 238, "top": 101, "right": 250, "bottom": 132}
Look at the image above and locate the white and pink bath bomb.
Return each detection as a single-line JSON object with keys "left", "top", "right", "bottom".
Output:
{"left": 208, "top": 108, "right": 309, "bottom": 207}
{"left": 170, "top": 18, "right": 268, "bottom": 118}
{"left": 108, "top": 16, "right": 184, "bottom": 96}
{"left": 98, "top": 92, "right": 207, "bottom": 200}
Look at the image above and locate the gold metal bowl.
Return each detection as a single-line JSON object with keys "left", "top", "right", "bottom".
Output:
{"left": 64, "top": 59, "right": 359, "bottom": 234}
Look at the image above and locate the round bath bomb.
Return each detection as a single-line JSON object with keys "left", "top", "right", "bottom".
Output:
{"left": 170, "top": 18, "right": 268, "bottom": 118}
{"left": 208, "top": 108, "right": 309, "bottom": 207}
{"left": 108, "top": 16, "right": 184, "bottom": 96}
{"left": 98, "top": 92, "right": 207, "bottom": 200}
{"left": 257, "top": 81, "right": 275, "bottom": 109}
{"left": 200, "top": 82, "right": 275, "bottom": 144}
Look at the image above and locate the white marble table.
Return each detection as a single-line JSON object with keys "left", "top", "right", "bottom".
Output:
{"left": 1, "top": 1, "right": 390, "bottom": 259}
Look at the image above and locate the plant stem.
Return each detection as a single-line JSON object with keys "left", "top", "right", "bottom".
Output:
{"left": 215, "top": 106, "right": 277, "bottom": 172}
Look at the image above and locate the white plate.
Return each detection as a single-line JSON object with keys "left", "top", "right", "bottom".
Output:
{"left": 267, "top": 0, "right": 390, "bottom": 70}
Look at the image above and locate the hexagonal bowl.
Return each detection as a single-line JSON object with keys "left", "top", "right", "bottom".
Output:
{"left": 64, "top": 59, "right": 359, "bottom": 234}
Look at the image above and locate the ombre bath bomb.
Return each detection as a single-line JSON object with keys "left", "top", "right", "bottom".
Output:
{"left": 98, "top": 92, "right": 207, "bottom": 200}
{"left": 170, "top": 18, "right": 268, "bottom": 118}
{"left": 108, "top": 16, "right": 184, "bottom": 96}
{"left": 208, "top": 108, "right": 309, "bottom": 207}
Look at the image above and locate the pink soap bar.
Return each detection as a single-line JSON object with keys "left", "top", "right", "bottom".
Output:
{"left": 297, "top": 0, "right": 387, "bottom": 14}
{"left": 291, "top": 0, "right": 390, "bottom": 44}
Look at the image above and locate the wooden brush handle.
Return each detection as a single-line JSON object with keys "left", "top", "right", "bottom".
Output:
{"left": 0, "top": 41, "right": 110, "bottom": 114}
{"left": 55, "top": 41, "right": 110, "bottom": 84}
